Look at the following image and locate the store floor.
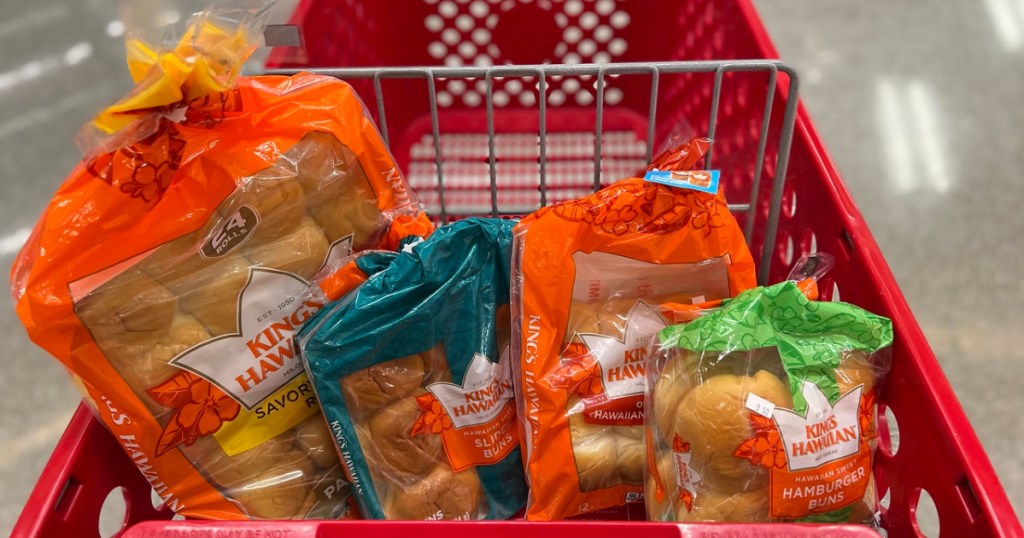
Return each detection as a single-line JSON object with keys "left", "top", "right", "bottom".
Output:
{"left": 0, "top": 0, "right": 1020, "bottom": 534}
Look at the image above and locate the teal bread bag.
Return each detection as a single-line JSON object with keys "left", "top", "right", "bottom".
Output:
{"left": 299, "top": 218, "right": 526, "bottom": 520}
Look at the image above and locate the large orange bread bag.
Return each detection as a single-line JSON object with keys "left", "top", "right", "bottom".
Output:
{"left": 511, "top": 138, "right": 757, "bottom": 520}
{"left": 10, "top": 7, "right": 430, "bottom": 520}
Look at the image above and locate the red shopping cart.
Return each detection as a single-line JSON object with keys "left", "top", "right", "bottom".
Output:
{"left": 12, "top": 1, "right": 1023, "bottom": 537}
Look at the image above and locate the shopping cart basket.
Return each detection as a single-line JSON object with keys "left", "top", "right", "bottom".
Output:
{"left": 12, "top": 0, "right": 1023, "bottom": 537}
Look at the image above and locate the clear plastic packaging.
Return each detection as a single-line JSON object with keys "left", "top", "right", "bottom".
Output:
{"left": 11, "top": 5, "right": 430, "bottom": 520}
{"left": 510, "top": 138, "right": 757, "bottom": 520}
{"left": 299, "top": 218, "right": 527, "bottom": 521}
{"left": 645, "top": 261, "right": 893, "bottom": 524}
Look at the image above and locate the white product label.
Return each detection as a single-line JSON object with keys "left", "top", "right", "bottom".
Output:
{"left": 773, "top": 382, "right": 863, "bottom": 471}
{"left": 427, "top": 345, "right": 515, "bottom": 429}
{"left": 579, "top": 300, "right": 667, "bottom": 400}
{"left": 745, "top": 393, "right": 777, "bottom": 418}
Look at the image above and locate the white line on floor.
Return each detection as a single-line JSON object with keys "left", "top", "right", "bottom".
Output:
{"left": 906, "top": 81, "right": 951, "bottom": 193}
{"left": 0, "top": 6, "right": 68, "bottom": 38}
{"left": 984, "top": 0, "right": 1023, "bottom": 51}
{"left": 875, "top": 78, "right": 915, "bottom": 192}
{"left": 0, "top": 227, "right": 31, "bottom": 257}
{"left": 0, "top": 41, "right": 94, "bottom": 93}
{"left": 0, "top": 85, "right": 109, "bottom": 140}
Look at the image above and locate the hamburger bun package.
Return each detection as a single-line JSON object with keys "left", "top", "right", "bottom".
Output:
{"left": 10, "top": 5, "right": 431, "bottom": 520}
{"left": 510, "top": 138, "right": 757, "bottom": 520}
{"left": 298, "top": 218, "right": 528, "bottom": 520}
{"left": 645, "top": 264, "right": 893, "bottom": 524}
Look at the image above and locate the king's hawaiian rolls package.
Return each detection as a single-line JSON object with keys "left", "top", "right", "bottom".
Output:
{"left": 299, "top": 218, "right": 527, "bottom": 521}
{"left": 10, "top": 4, "right": 431, "bottom": 520}
{"left": 645, "top": 273, "right": 893, "bottom": 524}
{"left": 510, "top": 138, "right": 757, "bottom": 520}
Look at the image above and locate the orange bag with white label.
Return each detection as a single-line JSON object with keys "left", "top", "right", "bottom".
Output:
{"left": 10, "top": 6, "right": 429, "bottom": 520}
{"left": 510, "top": 138, "right": 757, "bottom": 520}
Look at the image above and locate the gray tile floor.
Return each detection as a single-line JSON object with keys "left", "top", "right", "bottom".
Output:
{"left": 0, "top": 0, "right": 1020, "bottom": 535}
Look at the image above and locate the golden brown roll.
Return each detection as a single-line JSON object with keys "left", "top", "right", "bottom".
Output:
{"left": 565, "top": 303, "right": 601, "bottom": 339}
{"left": 293, "top": 132, "right": 354, "bottom": 193}
{"left": 670, "top": 370, "right": 792, "bottom": 490}
{"left": 341, "top": 355, "right": 426, "bottom": 414}
{"left": 228, "top": 176, "right": 307, "bottom": 247}
{"left": 294, "top": 414, "right": 339, "bottom": 469}
{"left": 76, "top": 269, "right": 178, "bottom": 340}
{"left": 165, "top": 255, "right": 250, "bottom": 336}
{"left": 244, "top": 216, "right": 330, "bottom": 281}
{"left": 192, "top": 434, "right": 302, "bottom": 488}
{"left": 676, "top": 486, "right": 770, "bottom": 523}
{"left": 101, "top": 314, "right": 210, "bottom": 393}
{"left": 306, "top": 180, "right": 382, "bottom": 247}
{"left": 230, "top": 450, "right": 315, "bottom": 519}
{"left": 616, "top": 429, "right": 645, "bottom": 484}
{"left": 567, "top": 397, "right": 604, "bottom": 439}
{"left": 573, "top": 432, "right": 618, "bottom": 491}
{"left": 837, "top": 350, "right": 877, "bottom": 394}
{"left": 384, "top": 466, "right": 485, "bottom": 520}
{"left": 366, "top": 396, "right": 446, "bottom": 481}
{"left": 138, "top": 231, "right": 218, "bottom": 285}
{"left": 293, "top": 490, "right": 319, "bottom": 520}
{"left": 653, "top": 352, "right": 693, "bottom": 441}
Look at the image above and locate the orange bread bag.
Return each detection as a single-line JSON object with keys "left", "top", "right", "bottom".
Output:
{"left": 10, "top": 10, "right": 429, "bottom": 520}
{"left": 511, "top": 138, "right": 756, "bottom": 520}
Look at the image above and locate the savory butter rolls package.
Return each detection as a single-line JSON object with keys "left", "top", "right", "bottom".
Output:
{"left": 511, "top": 138, "right": 757, "bottom": 520}
{"left": 646, "top": 280, "right": 893, "bottom": 524}
{"left": 10, "top": 8, "right": 430, "bottom": 520}
{"left": 299, "top": 218, "right": 527, "bottom": 520}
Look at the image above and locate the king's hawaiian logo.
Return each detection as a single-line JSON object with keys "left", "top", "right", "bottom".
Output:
{"left": 772, "top": 382, "right": 863, "bottom": 471}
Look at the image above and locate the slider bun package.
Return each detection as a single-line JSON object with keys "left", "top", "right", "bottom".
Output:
{"left": 10, "top": 6, "right": 430, "bottom": 520}
{"left": 299, "top": 218, "right": 527, "bottom": 520}
{"left": 646, "top": 279, "right": 893, "bottom": 524}
{"left": 511, "top": 138, "right": 757, "bottom": 520}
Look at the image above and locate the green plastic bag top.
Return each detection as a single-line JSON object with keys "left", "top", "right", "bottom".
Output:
{"left": 653, "top": 281, "right": 893, "bottom": 523}
{"left": 299, "top": 218, "right": 526, "bottom": 520}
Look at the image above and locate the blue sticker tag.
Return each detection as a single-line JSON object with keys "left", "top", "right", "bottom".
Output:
{"left": 643, "top": 169, "right": 720, "bottom": 194}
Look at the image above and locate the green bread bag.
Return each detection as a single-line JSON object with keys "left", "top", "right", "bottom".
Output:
{"left": 645, "top": 279, "right": 893, "bottom": 525}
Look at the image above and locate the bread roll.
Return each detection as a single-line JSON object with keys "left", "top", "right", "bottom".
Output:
{"left": 676, "top": 486, "right": 770, "bottom": 523}
{"left": 341, "top": 355, "right": 426, "bottom": 414}
{"left": 230, "top": 176, "right": 306, "bottom": 246}
{"left": 230, "top": 449, "right": 315, "bottom": 519}
{"left": 101, "top": 314, "right": 210, "bottom": 392}
{"left": 294, "top": 414, "right": 339, "bottom": 469}
{"left": 671, "top": 370, "right": 792, "bottom": 490}
{"left": 244, "top": 216, "right": 330, "bottom": 281}
{"left": 138, "top": 231, "right": 218, "bottom": 286}
{"left": 616, "top": 430, "right": 644, "bottom": 484}
{"left": 293, "top": 490, "right": 319, "bottom": 520}
{"left": 837, "top": 350, "right": 877, "bottom": 394}
{"left": 306, "top": 164, "right": 382, "bottom": 247}
{"left": 171, "top": 255, "right": 250, "bottom": 336}
{"left": 653, "top": 352, "right": 693, "bottom": 441}
{"left": 384, "top": 466, "right": 485, "bottom": 520}
{"left": 573, "top": 433, "right": 618, "bottom": 491}
{"left": 76, "top": 269, "right": 178, "bottom": 341}
{"left": 191, "top": 434, "right": 300, "bottom": 487}
{"left": 366, "top": 396, "right": 445, "bottom": 481}
{"left": 566, "top": 303, "right": 601, "bottom": 339}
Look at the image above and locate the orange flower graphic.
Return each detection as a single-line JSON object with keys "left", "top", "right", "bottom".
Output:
{"left": 734, "top": 414, "right": 787, "bottom": 469}
{"left": 147, "top": 371, "right": 240, "bottom": 456}
{"left": 548, "top": 344, "right": 604, "bottom": 398}
{"left": 410, "top": 392, "right": 452, "bottom": 437}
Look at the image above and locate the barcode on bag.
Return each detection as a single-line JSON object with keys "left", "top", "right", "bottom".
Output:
{"left": 745, "top": 393, "right": 776, "bottom": 418}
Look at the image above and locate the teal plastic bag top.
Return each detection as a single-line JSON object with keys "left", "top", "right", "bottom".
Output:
{"left": 299, "top": 218, "right": 526, "bottom": 520}
{"left": 645, "top": 280, "right": 893, "bottom": 524}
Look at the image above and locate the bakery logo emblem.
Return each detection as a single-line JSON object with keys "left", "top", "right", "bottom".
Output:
{"left": 550, "top": 300, "right": 667, "bottom": 427}
{"left": 423, "top": 348, "right": 514, "bottom": 429}
{"left": 200, "top": 204, "right": 259, "bottom": 258}
{"left": 170, "top": 268, "right": 324, "bottom": 409}
{"left": 671, "top": 434, "right": 701, "bottom": 512}
{"left": 772, "top": 382, "right": 863, "bottom": 471}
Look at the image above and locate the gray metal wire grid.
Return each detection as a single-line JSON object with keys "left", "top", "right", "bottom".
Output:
{"left": 267, "top": 61, "right": 799, "bottom": 284}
